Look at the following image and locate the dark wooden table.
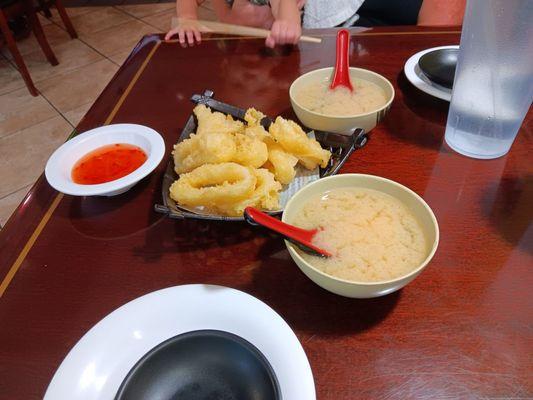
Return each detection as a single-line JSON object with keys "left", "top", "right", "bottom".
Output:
{"left": 1, "top": 27, "right": 532, "bottom": 399}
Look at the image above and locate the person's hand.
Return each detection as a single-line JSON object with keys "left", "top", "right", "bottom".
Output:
{"left": 164, "top": 18, "right": 201, "bottom": 46}
{"left": 265, "top": 19, "right": 301, "bottom": 48}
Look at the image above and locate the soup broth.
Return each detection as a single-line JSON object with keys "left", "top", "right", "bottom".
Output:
{"left": 294, "top": 78, "right": 387, "bottom": 116}
{"left": 291, "top": 187, "right": 427, "bottom": 282}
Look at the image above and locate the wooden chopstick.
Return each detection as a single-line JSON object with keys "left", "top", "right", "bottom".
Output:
{"left": 169, "top": 18, "right": 322, "bottom": 44}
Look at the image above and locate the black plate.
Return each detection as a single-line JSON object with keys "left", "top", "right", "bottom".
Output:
{"left": 418, "top": 48, "right": 458, "bottom": 89}
{"left": 115, "top": 330, "right": 281, "bottom": 400}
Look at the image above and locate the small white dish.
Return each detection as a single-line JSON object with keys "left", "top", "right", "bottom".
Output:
{"left": 404, "top": 45, "right": 458, "bottom": 102}
{"left": 45, "top": 124, "right": 165, "bottom": 196}
{"left": 44, "top": 284, "right": 315, "bottom": 400}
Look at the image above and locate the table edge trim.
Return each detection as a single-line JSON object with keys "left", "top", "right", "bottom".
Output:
{"left": 0, "top": 40, "right": 162, "bottom": 298}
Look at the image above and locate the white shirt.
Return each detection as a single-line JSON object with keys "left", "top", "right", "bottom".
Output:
{"left": 303, "top": 0, "right": 364, "bottom": 29}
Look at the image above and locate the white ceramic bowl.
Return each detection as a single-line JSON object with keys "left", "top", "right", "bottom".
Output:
{"left": 45, "top": 124, "right": 165, "bottom": 196}
{"left": 44, "top": 285, "right": 315, "bottom": 400}
{"left": 282, "top": 174, "right": 439, "bottom": 298}
{"left": 289, "top": 67, "right": 395, "bottom": 135}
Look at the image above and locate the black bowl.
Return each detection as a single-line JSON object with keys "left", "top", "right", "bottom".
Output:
{"left": 115, "top": 330, "right": 281, "bottom": 400}
{"left": 418, "top": 48, "right": 459, "bottom": 89}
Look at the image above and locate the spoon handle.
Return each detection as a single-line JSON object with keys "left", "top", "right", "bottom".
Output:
{"left": 244, "top": 207, "right": 332, "bottom": 257}
{"left": 330, "top": 29, "right": 353, "bottom": 91}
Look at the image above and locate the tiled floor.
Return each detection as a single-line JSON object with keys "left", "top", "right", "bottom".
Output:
{"left": 0, "top": 1, "right": 216, "bottom": 226}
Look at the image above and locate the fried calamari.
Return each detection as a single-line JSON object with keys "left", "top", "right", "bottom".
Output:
{"left": 170, "top": 106, "right": 332, "bottom": 216}
{"left": 170, "top": 162, "right": 256, "bottom": 209}
{"left": 232, "top": 133, "right": 268, "bottom": 168}
{"left": 263, "top": 138, "right": 298, "bottom": 185}
{"left": 215, "top": 168, "right": 282, "bottom": 216}
{"left": 193, "top": 104, "right": 244, "bottom": 136}
{"left": 173, "top": 132, "right": 236, "bottom": 174}
{"left": 269, "top": 116, "right": 331, "bottom": 170}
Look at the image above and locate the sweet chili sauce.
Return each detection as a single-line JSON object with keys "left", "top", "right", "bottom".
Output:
{"left": 71, "top": 143, "right": 147, "bottom": 185}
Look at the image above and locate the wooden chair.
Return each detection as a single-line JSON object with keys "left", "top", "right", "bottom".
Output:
{"left": 36, "top": 0, "right": 77, "bottom": 38}
{"left": 0, "top": 0, "right": 58, "bottom": 96}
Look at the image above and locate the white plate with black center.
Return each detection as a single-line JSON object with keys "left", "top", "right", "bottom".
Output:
{"left": 404, "top": 45, "right": 459, "bottom": 102}
{"left": 44, "top": 285, "right": 315, "bottom": 400}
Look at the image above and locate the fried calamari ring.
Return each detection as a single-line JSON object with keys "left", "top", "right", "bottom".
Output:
{"left": 194, "top": 104, "right": 244, "bottom": 136}
{"left": 264, "top": 137, "right": 298, "bottom": 185}
{"left": 232, "top": 133, "right": 268, "bottom": 168}
{"left": 169, "top": 163, "right": 256, "bottom": 208}
{"left": 216, "top": 168, "right": 282, "bottom": 216}
{"left": 269, "top": 116, "right": 331, "bottom": 169}
{"left": 173, "top": 133, "right": 236, "bottom": 174}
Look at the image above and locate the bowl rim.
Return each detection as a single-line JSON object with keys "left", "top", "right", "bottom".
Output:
{"left": 289, "top": 67, "right": 396, "bottom": 120}
{"left": 282, "top": 173, "right": 440, "bottom": 286}
{"left": 45, "top": 124, "right": 165, "bottom": 196}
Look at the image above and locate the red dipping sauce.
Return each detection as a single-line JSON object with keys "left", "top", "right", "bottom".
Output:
{"left": 72, "top": 143, "right": 147, "bottom": 185}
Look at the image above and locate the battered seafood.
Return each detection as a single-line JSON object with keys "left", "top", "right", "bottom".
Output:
{"left": 173, "top": 132, "right": 236, "bottom": 174}
{"left": 263, "top": 138, "right": 298, "bottom": 185}
{"left": 194, "top": 104, "right": 244, "bottom": 135}
{"left": 232, "top": 133, "right": 268, "bottom": 168}
{"left": 244, "top": 108, "right": 266, "bottom": 127}
{"left": 170, "top": 163, "right": 256, "bottom": 209}
{"left": 269, "top": 116, "right": 331, "bottom": 170}
{"left": 170, "top": 105, "right": 332, "bottom": 216}
{"left": 216, "top": 168, "right": 282, "bottom": 216}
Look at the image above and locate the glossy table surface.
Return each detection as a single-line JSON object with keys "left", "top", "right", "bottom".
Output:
{"left": 1, "top": 26, "right": 532, "bottom": 399}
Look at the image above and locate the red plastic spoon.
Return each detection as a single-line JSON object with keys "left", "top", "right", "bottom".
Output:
{"left": 330, "top": 29, "right": 353, "bottom": 92}
{"left": 244, "top": 207, "right": 332, "bottom": 258}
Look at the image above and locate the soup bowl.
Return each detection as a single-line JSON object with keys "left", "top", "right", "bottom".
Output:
{"left": 289, "top": 67, "right": 395, "bottom": 135}
{"left": 45, "top": 124, "right": 165, "bottom": 196}
{"left": 282, "top": 174, "right": 439, "bottom": 298}
{"left": 115, "top": 330, "right": 280, "bottom": 400}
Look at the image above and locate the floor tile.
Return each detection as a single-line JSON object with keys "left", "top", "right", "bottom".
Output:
{"left": 61, "top": 5, "right": 98, "bottom": 18}
{"left": 72, "top": 7, "right": 134, "bottom": 35}
{"left": 0, "top": 89, "right": 58, "bottom": 138}
{"left": 108, "top": 49, "right": 133, "bottom": 66}
{"left": 19, "top": 39, "right": 104, "bottom": 85}
{"left": 1, "top": 23, "right": 71, "bottom": 60}
{"left": 141, "top": 6, "right": 215, "bottom": 33}
{"left": 81, "top": 19, "right": 155, "bottom": 57}
{"left": 38, "top": 13, "right": 53, "bottom": 26}
{"left": 38, "top": 59, "right": 118, "bottom": 113}
{"left": 0, "top": 184, "right": 32, "bottom": 227}
{"left": 116, "top": 2, "right": 174, "bottom": 18}
{"left": 48, "top": 5, "right": 104, "bottom": 27}
{"left": 63, "top": 102, "right": 93, "bottom": 126}
{"left": 0, "top": 116, "right": 72, "bottom": 198}
{"left": 0, "top": 58, "right": 25, "bottom": 96}
{"left": 142, "top": 9, "right": 175, "bottom": 31}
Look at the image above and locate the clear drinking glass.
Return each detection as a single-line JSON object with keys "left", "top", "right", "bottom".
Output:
{"left": 444, "top": 0, "right": 533, "bottom": 159}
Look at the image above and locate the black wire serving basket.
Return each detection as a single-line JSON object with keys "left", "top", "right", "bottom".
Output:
{"left": 154, "top": 90, "right": 368, "bottom": 221}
